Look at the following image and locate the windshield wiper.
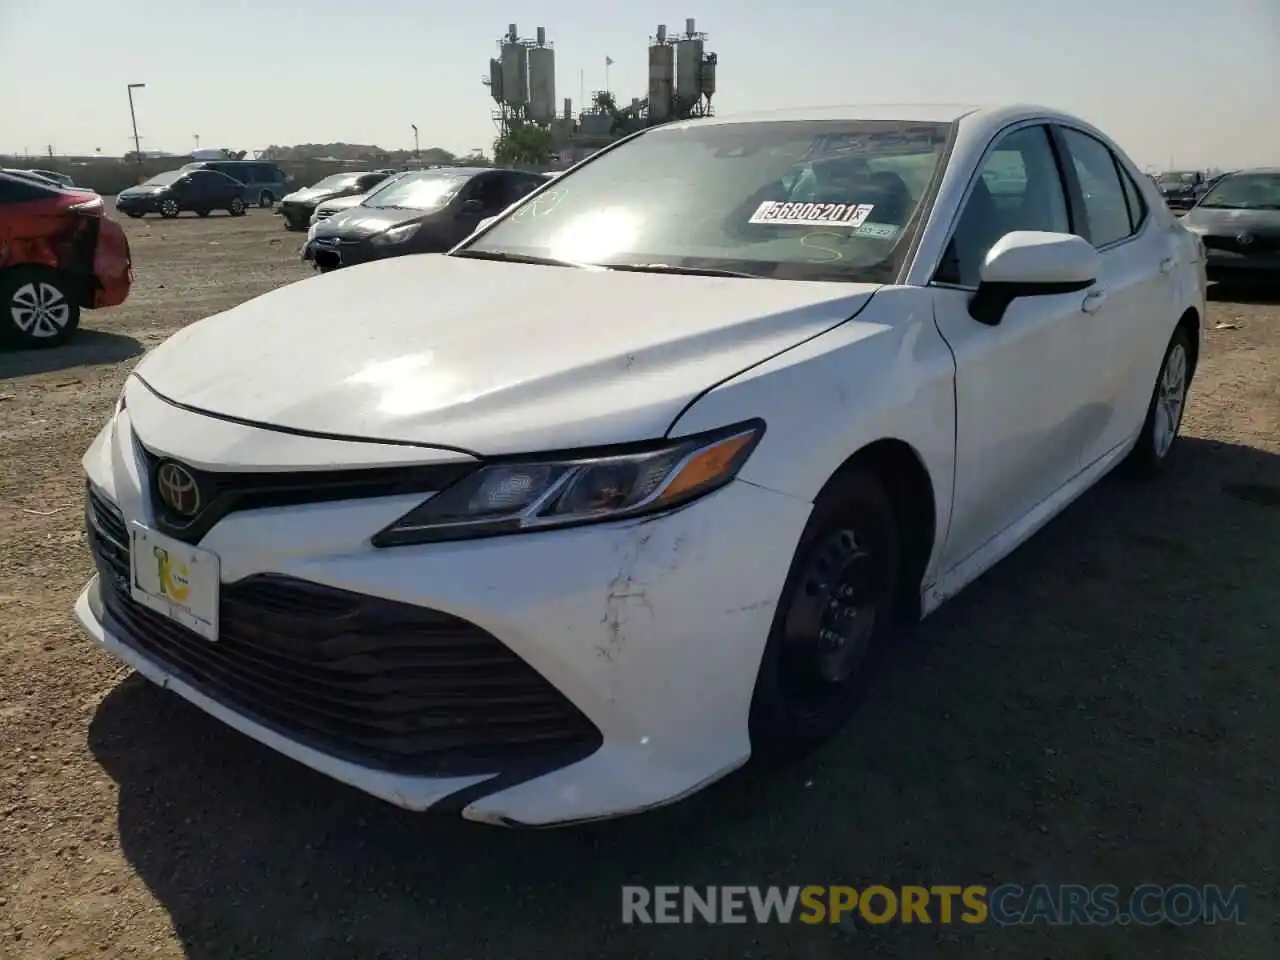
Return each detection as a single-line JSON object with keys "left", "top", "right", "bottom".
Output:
{"left": 449, "top": 249, "right": 583, "bottom": 268}
{"left": 600, "top": 263, "right": 760, "bottom": 279}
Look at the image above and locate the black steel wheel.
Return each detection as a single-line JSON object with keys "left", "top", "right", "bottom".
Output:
{"left": 749, "top": 469, "right": 900, "bottom": 759}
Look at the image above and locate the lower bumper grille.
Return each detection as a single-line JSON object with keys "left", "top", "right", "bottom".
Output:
{"left": 84, "top": 486, "right": 602, "bottom": 776}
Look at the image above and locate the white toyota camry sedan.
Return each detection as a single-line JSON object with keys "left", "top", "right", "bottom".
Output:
{"left": 77, "top": 104, "right": 1206, "bottom": 826}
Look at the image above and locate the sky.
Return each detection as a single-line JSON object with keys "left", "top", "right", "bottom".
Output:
{"left": 1, "top": 0, "right": 1276, "bottom": 170}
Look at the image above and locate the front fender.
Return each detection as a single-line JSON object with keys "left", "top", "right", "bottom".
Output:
{"left": 667, "top": 286, "right": 957, "bottom": 583}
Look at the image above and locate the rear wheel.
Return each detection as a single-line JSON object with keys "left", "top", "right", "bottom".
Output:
{"left": 749, "top": 470, "right": 900, "bottom": 760}
{"left": 159, "top": 198, "right": 180, "bottom": 218}
{"left": 258, "top": 190, "right": 275, "bottom": 208}
{"left": 0, "top": 267, "right": 81, "bottom": 348}
{"left": 228, "top": 197, "right": 246, "bottom": 216}
{"left": 1123, "top": 325, "right": 1194, "bottom": 478}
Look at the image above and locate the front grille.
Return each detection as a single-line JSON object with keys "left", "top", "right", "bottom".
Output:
{"left": 85, "top": 488, "right": 602, "bottom": 776}
{"left": 133, "top": 441, "right": 476, "bottom": 544}
{"left": 1203, "top": 233, "right": 1280, "bottom": 256}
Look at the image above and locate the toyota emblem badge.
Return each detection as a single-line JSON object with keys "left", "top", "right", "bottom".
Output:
{"left": 1236, "top": 232, "right": 1253, "bottom": 246}
{"left": 156, "top": 461, "right": 202, "bottom": 518}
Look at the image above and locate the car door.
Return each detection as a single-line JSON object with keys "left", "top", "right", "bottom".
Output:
{"left": 929, "top": 122, "right": 1098, "bottom": 575}
{"left": 1053, "top": 125, "right": 1177, "bottom": 467}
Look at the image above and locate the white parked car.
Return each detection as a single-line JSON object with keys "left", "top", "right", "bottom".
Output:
{"left": 77, "top": 104, "right": 1205, "bottom": 826}
{"left": 309, "top": 192, "right": 369, "bottom": 228}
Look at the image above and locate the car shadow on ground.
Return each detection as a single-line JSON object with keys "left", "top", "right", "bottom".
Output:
{"left": 87, "top": 437, "right": 1280, "bottom": 959}
{"left": 0, "top": 329, "right": 143, "bottom": 380}
{"left": 1208, "top": 283, "right": 1280, "bottom": 305}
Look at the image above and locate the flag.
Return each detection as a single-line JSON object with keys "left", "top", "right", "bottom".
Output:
{"left": 605, "top": 56, "right": 614, "bottom": 66}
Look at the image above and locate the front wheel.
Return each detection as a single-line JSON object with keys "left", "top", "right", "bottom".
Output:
{"left": 0, "top": 267, "right": 81, "bottom": 348}
{"left": 228, "top": 197, "right": 246, "bottom": 216}
{"left": 1123, "top": 325, "right": 1194, "bottom": 478}
{"left": 748, "top": 470, "right": 900, "bottom": 760}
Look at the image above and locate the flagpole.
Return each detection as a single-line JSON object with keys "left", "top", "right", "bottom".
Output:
{"left": 579, "top": 68, "right": 585, "bottom": 110}
{"left": 605, "top": 56, "right": 611, "bottom": 93}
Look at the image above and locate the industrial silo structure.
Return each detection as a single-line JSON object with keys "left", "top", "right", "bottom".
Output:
{"left": 647, "top": 24, "right": 674, "bottom": 122}
{"left": 487, "top": 57, "right": 504, "bottom": 103}
{"left": 527, "top": 27, "right": 556, "bottom": 123}
{"left": 674, "top": 18, "right": 703, "bottom": 107}
{"left": 500, "top": 25, "right": 529, "bottom": 107}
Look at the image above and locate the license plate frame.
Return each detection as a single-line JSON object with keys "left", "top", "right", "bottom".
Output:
{"left": 128, "top": 522, "right": 221, "bottom": 642}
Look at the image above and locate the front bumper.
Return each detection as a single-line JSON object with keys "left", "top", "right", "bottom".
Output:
{"left": 278, "top": 201, "right": 315, "bottom": 230}
{"left": 1204, "top": 244, "right": 1280, "bottom": 283}
{"left": 309, "top": 237, "right": 383, "bottom": 270}
{"left": 114, "top": 194, "right": 161, "bottom": 215}
{"left": 74, "top": 403, "right": 811, "bottom": 824}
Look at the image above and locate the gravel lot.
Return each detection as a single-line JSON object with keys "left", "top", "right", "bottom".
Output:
{"left": 0, "top": 208, "right": 1277, "bottom": 959}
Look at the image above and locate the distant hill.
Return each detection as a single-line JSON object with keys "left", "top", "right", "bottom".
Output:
{"left": 259, "top": 143, "right": 481, "bottom": 166}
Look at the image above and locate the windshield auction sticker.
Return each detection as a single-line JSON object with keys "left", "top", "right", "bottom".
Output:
{"left": 749, "top": 201, "right": 875, "bottom": 228}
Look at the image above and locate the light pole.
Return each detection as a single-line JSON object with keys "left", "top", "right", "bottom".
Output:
{"left": 411, "top": 124, "right": 419, "bottom": 158}
{"left": 127, "top": 83, "right": 146, "bottom": 167}
{"left": 193, "top": 133, "right": 200, "bottom": 151}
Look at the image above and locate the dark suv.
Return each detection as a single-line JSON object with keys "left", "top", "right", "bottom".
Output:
{"left": 179, "top": 160, "right": 290, "bottom": 208}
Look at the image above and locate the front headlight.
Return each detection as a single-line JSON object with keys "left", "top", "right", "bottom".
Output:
{"left": 372, "top": 420, "right": 764, "bottom": 547}
{"left": 371, "top": 222, "right": 420, "bottom": 246}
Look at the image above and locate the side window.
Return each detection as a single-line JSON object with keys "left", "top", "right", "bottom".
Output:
{"left": 357, "top": 173, "right": 386, "bottom": 191}
{"left": 470, "top": 174, "right": 506, "bottom": 210}
{"left": 939, "top": 125, "right": 1070, "bottom": 287}
{"left": 1059, "top": 128, "right": 1132, "bottom": 248}
{"left": 505, "top": 174, "right": 542, "bottom": 203}
{"left": 1117, "top": 160, "right": 1147, "bottom": 233}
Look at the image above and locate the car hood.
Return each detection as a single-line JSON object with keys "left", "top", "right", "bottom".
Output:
{"left": 314, "top": 207, "right": 426, "bottom": 239}
{"left": 284, "top": 187, "right": 345, "bottom": 205}
{"left": 1182, "top": 206, "right": 1280, "bottom": 233}
{"left": 317, "top": 194, "right": 368, "bottom": 213}
{"left": 132, "top": 256, "right": 880, "bottom": 453}
{"left": 119, "top": 185, "right": 167, "bottom": 197}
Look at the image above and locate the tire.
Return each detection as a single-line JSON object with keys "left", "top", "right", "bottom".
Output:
{"left": 159, "top": 198, "right": 180, "bottom": 218}
{"left": 195, "top": 208, "right": 211, "bottom": 218}
{"left": 258, "top": 191, "right": 274, "bottom": 208}
{"left": 228, "top": 197, "right": 246, "bottom": 217}
{"left": 748, "top": 469, "right": 901, "bottom": 760}
{"left": 0, "top": 267, "right": 81, "bottom": 348}
{"left": 1123, "top": 324, "right": 1194, "bottom": 478}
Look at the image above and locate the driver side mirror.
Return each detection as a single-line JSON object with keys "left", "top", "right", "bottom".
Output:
{"left": 969, "top": 231, "right": 1098, "bottom": 326}
{"left": 462, "top": 198, "right": 484, "bottom": 213}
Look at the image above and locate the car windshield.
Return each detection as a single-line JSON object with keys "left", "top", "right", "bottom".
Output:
{"left": 143, "top": 171, "right": 184, "bottom": 186}
{"left": 311, "top": 174, "right": 361, "bottom": 191}
{"left": 1197, "top": 172, "right": 1280, "bottom": 210}
{"left": 362, "top": 171, "right": 465, "bottom": 211}
{"left": 457, "top": 119, "right": 952, "bottom": 282}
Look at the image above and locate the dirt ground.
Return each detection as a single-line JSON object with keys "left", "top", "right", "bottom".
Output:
{"left": 0, "top": 208, "right": 1277, "bottom": 959}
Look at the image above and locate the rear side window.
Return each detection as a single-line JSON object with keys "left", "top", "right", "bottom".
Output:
{"left": 1118, "top": 163, "right": 1148, "bottom": 232}
{"left": 356, "top": 172, "right": 388, "bottom": 190}
{"left": 1059, "top": 128, "right": 1134, "bottom": 248}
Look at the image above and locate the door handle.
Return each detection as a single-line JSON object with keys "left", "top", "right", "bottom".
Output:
{"left": 1159, "top": 256, "right": 1175, "bottom": 273}
{"left": 1081, "top": 290, "right": 1108, "bottom": 314}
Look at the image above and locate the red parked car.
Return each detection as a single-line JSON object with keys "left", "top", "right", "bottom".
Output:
{"left": 0, "top": 171, "right": 131, "bottom": 348}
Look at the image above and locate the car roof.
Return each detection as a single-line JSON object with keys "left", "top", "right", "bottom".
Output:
{"left": 1225, "top": 167, "right": 1280, "bottom": 175}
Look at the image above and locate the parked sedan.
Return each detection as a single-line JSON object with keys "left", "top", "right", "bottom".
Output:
{"left": 277, "top": 171, "right": 396, "bottom": 231}
{"left": 1180, "top": 168, "right": 1280, "bottom": 287}
{"left": 115, "top": 169, "right": 248, "bottom": 218}
{"left": 305, "top": 167, "right": 544, "bottom": 271}
{"left": 1155, "top": 170, "right": 1204, "bottom": 210}
{"left": 0, "top": 172, "right": 130, "bottom": 347}
{"left": 76, "top": 104, "right": 1203, "bottom": 825}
